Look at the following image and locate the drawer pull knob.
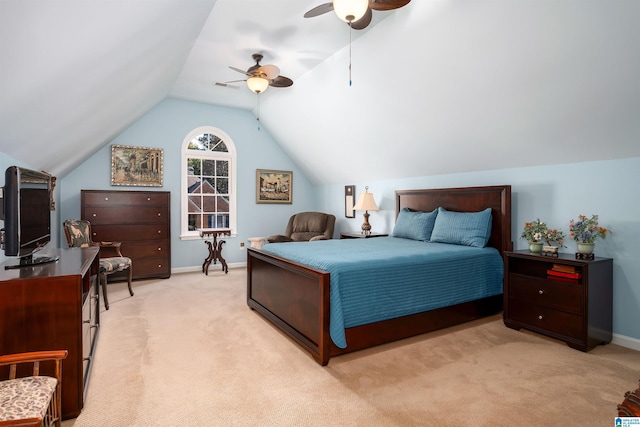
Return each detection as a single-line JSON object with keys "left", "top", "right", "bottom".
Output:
{"left": 158, "top": 248, "right": 162, "bottom": 251}
{"left": 104, "top": 197, "right": 109, "bottom": 201}
{"left": 158, "top": 264, "right": 162, "bottom": 268}
{"left": 147, "top": 197, "right": 151, "bottom": 201}
{"left": 157, "top": 213, "right": 161, "bottom": 216}
{"left": 92, "top": 213, "right": 97, "bottom": 217}
{"left": 538, "top": 315, "right": 543, "bottom": 320}
{"left": 538, "top": 289, "right": 544, "bottom": 295}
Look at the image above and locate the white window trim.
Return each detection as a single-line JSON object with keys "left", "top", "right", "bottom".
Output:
{"left": 180, "top": 126, "right": 237, "bottom": 240}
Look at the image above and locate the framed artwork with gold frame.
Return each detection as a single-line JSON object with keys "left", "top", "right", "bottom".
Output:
{"left": 256, "top": 169, "right": 292, "bottom": 204}
{"left": 111, "top": 144, "right": 164, "bottom": 187}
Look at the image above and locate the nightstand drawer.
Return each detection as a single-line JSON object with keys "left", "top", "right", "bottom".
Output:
{"left": 508, "top": 273, "right": 583, "bottom": 314}
{"left": 508, "top": 300, "right": 583, "bottom": 339}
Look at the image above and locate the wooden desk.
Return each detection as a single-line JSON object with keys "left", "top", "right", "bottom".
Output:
{"left": 200, "top": 229, "right": 231, "bottom": 275}
{"left": 0, "top": 247, "right": 100, "bottom": 419}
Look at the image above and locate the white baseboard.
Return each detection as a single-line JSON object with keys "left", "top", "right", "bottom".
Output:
{"left": 612, "top": 333, "right": 640, "bottom": 351}
{"left": 171, "top": 262, "right": 247, "bottom": 275}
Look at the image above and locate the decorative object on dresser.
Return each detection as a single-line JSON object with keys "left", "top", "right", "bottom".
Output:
{"left": 618, "top": 380, "right": 640, "bottom": 417}
{"left": 0, "top": 350, "right": 68, "bottom": 427}
{"left": 81, "top": 190, "right": 171, "bottom": 280}
{"left": 111, "top": 145, "right": 163, "bottom": 187}
{"left": 520, "top": 218, "right": 566, "bottom": 256}
{"left": 0, "top": 247, "right": 100, "bottom": 419}
{"left": 352, "top": 186, "right": 379, "bottom": 236}
{"left": 503, "top": 250, "right": 613, "bottom": 352}
{"left": 569, "top": 214, "right": 610, "bottom": 259}
{"left": 63, "top": 219, "right": 133, "bottom": 310}
{"left": 256, "top": 169, "right": 292, "bottom": 204}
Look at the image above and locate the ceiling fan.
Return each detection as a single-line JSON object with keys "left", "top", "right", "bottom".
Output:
{"left": 215, "top": 53, "right": 293, "bottom": 94}
{"left": 304, "top": 0, "right": 412, "bottom": 30}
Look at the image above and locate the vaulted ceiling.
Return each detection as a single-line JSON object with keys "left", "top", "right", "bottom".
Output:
{"left": 1, "top": 0, "right": 639, "bottom": 184}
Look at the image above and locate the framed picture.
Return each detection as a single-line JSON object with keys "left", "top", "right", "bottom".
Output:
{"left": 256, "top": 169, "right": 292, "bottom": 204}
{"left": 111, "top": 144, "right": 163, "bottom": 187}
{"left": 345, "top": 185, "right": 355, "bottom": 218}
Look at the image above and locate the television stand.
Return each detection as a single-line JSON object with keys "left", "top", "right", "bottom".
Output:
{"left": 4, "top": 253, "right": 60, "bottom": 269}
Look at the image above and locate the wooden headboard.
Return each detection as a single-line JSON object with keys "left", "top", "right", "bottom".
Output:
{"left": 395, "top": 185, "right": 512, "bottom": 254}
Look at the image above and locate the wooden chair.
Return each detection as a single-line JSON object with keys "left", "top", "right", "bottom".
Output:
{"left": 0, "top": 350, "right": 68, "bottom": 427}
{"left": 63, "top": 219, "right": 133, "bottom": 310}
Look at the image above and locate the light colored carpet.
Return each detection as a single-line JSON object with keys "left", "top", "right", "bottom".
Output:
{"left": 62, "top": 268, "right": 639, "bottom": 427}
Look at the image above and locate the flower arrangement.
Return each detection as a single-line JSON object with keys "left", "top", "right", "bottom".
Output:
{"left": 569, "top": 214, "right": 610, "bottom": 244}
{"left": 521, "top": 218, "right": 566, "bottom": 246}
{"left": 542, "top": 228, "right": 566, "bottom": 247}
{"left": 520, "top": 218, "right": 547, "bottom": 243}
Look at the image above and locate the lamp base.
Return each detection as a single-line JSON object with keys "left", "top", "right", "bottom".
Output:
{"left": 361, "top": 211, "right": 371, "bottom": 235}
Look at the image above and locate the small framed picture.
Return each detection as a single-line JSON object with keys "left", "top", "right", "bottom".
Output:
{"left": 345, "top": 185, "right": 355, "bottom": 218}
{"left": 111, "top": 144, "right": 163, "bottom": 187}
{"left": 256, "top": 169, "right": 292, "bottom": 204}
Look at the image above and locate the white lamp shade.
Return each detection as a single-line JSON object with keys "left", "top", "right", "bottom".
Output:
{"left": 247, "top": 77, "right": 269, "bottom": 94}
{"left": 353, "top": 191, "right": 379, "bottom": 211}
{"left": 333, "top": 0, "right": 369, "bottom": 23}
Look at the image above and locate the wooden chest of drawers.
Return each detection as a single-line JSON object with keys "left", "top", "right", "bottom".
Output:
{"left": 503, "top": 250, "right": 612, "bottom": 352}
{"left": 81, "top": 190, "right": 171, "bottom": 280}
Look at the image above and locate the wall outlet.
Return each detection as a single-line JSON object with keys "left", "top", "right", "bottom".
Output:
{"left": 239, "top": 242, "right": 245, "bottom": 250}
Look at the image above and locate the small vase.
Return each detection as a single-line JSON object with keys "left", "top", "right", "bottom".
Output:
{"left": 577, "top": 242, "right": 595, "bottom": 254}
{"left": 543, "top": 245, "right": 558, "bottom": 254}
{"left": 529, "top": 242, "right": 543, "bottom": 253}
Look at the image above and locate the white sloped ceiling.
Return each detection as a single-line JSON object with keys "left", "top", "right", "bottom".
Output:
{"left": 1, "top": 0, "right": 639, "bottom": 183}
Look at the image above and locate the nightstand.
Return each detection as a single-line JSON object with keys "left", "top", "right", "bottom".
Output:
{"left": 340, "top": 232, "right": 388, "bottom": 239}
{"left": 503, "top": 250, "right": 613, "bottom": 352}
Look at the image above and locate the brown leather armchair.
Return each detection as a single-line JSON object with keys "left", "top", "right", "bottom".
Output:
{"left": 267, "top": 212, "right": 336, "bottom": 243}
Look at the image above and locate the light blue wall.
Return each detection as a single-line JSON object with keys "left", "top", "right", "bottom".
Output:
{"left": 3, "top": 104, "right": 639, "bottom": 345}
{"left": 58, "top": 98, "right": 320, "bottom": 268}
{"left": 319, "top": 157, "right": 640, "bottom": 342}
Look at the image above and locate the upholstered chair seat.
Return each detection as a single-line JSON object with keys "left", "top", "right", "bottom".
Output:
{"left": 267, "top": 212, "right": 336, "bottom": 243}
{"left": 0, "top": 350, "right": 68, "bottom": 427}
{"left": 63, "top": 219, "right": 133, "bottom": 310}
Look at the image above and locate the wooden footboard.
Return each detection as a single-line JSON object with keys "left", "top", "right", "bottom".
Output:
{"left": 247, "top": 248, "right": 331, "bottom": 365}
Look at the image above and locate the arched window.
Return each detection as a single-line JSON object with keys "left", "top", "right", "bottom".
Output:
{"left": 180, "top": 126, "right": 237, "bottom": 239}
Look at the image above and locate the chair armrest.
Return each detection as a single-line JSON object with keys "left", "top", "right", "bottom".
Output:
{"left": 99, "top": 241, "right": 123, "bottom": 256}
{"left": 0, "top": 350, "right": 68, "bottom": 366}
{"left": 266, "top": 234, "right": 293, "bottom": 243}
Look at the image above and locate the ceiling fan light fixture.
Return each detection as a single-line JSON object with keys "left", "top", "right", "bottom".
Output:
{"left": 333, "top": 0, "right": 369, "bottom": 23}
{"left": 247, "top": 77, "right": 269, "bottom": 94}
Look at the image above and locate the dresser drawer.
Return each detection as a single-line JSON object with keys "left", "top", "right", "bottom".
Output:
{"left": 508, "top": 273, "right": 583, "bottom": 314}
{"left": 120, "top": 241, "right": 169, "bottom": 259}
{"left": 508, "top": 299, "right": 583, "bottom": 339}
{"left": 133, "top": 258, "right": 170, "bottom": 277}
{"left": 83, "top": 191, "right": 169, "bottom": 206}
{"left": 85, "top": 206, "right": 169, "bottom": 224}
{"left": 91, "top": 224, "right": 169, "bottom": 242}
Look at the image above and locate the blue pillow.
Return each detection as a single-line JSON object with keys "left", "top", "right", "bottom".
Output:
{"left": 429, "top": 207, "right": 493, "bottom": 247}
{"left": 392, "top": 208, "right": 438, "bottom": 241}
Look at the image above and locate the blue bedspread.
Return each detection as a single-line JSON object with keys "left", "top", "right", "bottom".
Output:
{"left": 261, "top": 237, "right": 503, "bottom": 348}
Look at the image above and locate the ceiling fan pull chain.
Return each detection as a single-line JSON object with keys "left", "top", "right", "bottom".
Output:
{"left": 256, "top": 92, "right": 261, "bottom": 131}
{"left": 349, "top": 23, "right": 353, "bottom": 86}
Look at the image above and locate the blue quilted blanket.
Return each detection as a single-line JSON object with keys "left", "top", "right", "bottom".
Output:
{"left": 261, "top": 237, "right": 503, "bottom": 348}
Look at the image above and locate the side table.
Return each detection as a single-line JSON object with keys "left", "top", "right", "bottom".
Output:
{"left": 200, "top": 229, "right": 231, "bottom": 275}
{"left": 340, "top": 232, "right": 388, "bottom": 239}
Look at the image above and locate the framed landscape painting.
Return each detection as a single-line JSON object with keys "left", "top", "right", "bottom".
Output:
{"left": 256, "top": 169, "right": 292, "bottom": 204}
{"left": 111, "top": 144, "right": 164, "bottom": 187}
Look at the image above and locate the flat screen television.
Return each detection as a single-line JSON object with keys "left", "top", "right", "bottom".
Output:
{"left": 1, "top": 166, "right": 58, "bottom": 268}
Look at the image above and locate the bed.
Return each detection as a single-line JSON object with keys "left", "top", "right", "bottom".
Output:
{"left": 247, "top": 185, "right": 512, "bottom": 365}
